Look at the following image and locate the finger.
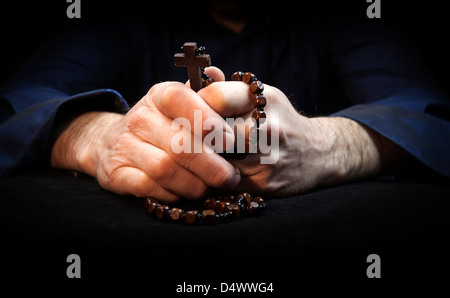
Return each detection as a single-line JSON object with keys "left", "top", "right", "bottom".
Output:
{"left": 99, "top": 166, "right": 180, "bottom": 204}
{"left": 204, "top": 66, "right": 225, "bottom": 82}
{"left": 149, "top": 82, "right": 234, "bottom": 143}
{"left": 127, "top": 103, "right": 241, "bottom": 189}
{"left": 197, "top": 81, "right": 254, "bottom": 118}
{"left": 127, "top": 141, "right": 209, "bottom": 200}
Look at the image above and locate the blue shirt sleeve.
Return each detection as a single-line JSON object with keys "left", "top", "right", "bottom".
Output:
{"left": 0, "top": 21, "right": 132, "bottom": 177}
{"left": 0, "top": 88, "right": 129, "bottom": 177}
{"left": 326, "top": 16, "right": 450, "bottom": 177}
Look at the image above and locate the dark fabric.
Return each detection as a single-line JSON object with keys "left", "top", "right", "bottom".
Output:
{"left": 1, "top": 9, "right": 450, "bottom": 178}
{"left": 1, "top": 168, "right": 449, "bottom": 283}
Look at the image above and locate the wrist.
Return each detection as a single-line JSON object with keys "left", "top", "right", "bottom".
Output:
{"left": 307, "top": 116, "right": 381, "bottom": 185}
{"left": 50, "top": 111, "right": 123, "bottom": 177}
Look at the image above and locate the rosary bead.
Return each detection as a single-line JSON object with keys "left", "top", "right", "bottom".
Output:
{"left": 147, "top": 201, "right": 160, "bottom": 215}
{"left": 143, "top": 197, "right": 154, "bottom": 208}
{"left": 159, "top": 50, "right": 270, "bottom": 225}
{"left": 156, "top": 205, "right": 170, "bottom": 220}
{"left": 252, "top": 197, "right": 267, "bottom": 209}
{"left": 242, "top": 192, "right": 252, "bottom": 204}
{"left": 223, "top": 195, "right": 235, "bottom": 203}
{"left": 226, "top": 204, "right": 241, "bottom": 218}
{"left": 196, "top": 46, "right": 206, "bottom": 55}
{"left": 203, "top": 77, "right": 214, "bottom": 87}
{"left": 231, "top": 71, "right": 244, "bottom": 81}
{"left": 184, "top": 210, "right": 198, "bottom": 224}
{"left": 204, "top": 197, "right": 217, "bottom": 210}
{"left": 252, "top": 110, "right": 266, "bottom": 125}
{"left": 202, "top": 209, "right": 215, "bottom": 224}
{"left": 235, "top": 195, "right": 245, "bottom": 208}
{"left": 242, "top": 72, "right": 256, "bottom": 84}
{"left": 248, "top": 201, "right": 261, "bottom": 215}
{"left": 169, "top": 208, "right": 185, "bottom": 221}
{"left": 216, "top": 201, "right": 231, "bottom": 214}
{"left": 253, "top": 95, "right": 267, "bottom": 108}
{"left": 250, "top": 80, "right": 264, "bottom": 94}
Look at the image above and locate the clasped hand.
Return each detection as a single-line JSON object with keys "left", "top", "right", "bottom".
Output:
{"left": 51, "top": 67, "right": 384, "bottom": 203}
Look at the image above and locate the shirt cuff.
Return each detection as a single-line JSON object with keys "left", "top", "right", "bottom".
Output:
{"left": 331, "top": 103, "right": 450, "bottom": 177}
{"left": 0, "top": 89, "right": 129, "bottom": 177}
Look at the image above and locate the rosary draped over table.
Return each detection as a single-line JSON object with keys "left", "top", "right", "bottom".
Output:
{"left": 143, "top": 42, "right": 267, "bottom": 224}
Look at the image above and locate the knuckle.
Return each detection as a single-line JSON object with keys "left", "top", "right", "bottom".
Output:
{"left": 208, "top": 167, "right": 233, "bottom": 188}
{"left": 126, "top": 106, "right": 150, "bottom": 132}
{"left": 139, "top": 179, "right": 158, "bottom": 197}
{"left": 149, "top": 154, "right": 176, "bottom": 181}
{"left": 198, "top": 83, "right": 226, "bottom": 113}
{"left": 174, "top": 150, "right": 200, "bottom": 166}
{"left": 186, "top": 182, "right": 208, "bottom": 200}
{"left": 98, "top": 164, "right": 131, "bottom": 194}
{"left": 157, "top": 82, "right": 186, "bottom": 112}
{"left": 139, "top": 180, "right": 180, "bottom": 204}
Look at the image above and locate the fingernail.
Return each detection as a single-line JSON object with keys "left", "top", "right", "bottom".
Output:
{"left": 227, "top": 167, "right": 241, "bottom": 188}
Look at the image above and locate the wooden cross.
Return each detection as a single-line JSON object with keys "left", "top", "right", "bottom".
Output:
{"left": 174, "top": 42, "right": 211, "bottom": 92}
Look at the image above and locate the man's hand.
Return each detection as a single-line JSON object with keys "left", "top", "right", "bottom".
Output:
{"left": 50, "top": 68, "right": 240, "bottom": 203}
{"left": 198, "top": 78, "right": 408, "bottom": 197}
{"left": 51, "top": 66, "right": 407, "bottom": 201}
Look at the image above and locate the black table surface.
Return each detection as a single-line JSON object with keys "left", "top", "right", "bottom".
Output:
{"left": 1, "top": 168, "right": 449, "bottom": 288}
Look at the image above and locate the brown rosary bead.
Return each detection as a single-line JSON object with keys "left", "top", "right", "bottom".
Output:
{"left": 252, "top": 197, "right": 266, "bottom": 207}
{"left": 242, "top": 192, "right": 253, "bottom": 206}
{"left": 242, "top": 72, "right": 256, "bottom": 84}
{"left": 143, "top": 197, "right": 154, "bottom": 208}
{"left": 144, "top": 193, "right": 265, "bottom": 224}
{"left": 185, "top": 210, "right": 199, "bottom": 225}
{"left": 253, "top": 95, "right": 267, "bottom": 108}
{"left": 223, "top": 195, "right": 235, "bottom": 203}
{"left": 216, "top": 201, "right": 231, "bottom": 214}
{"left": 235, "top": 194, "right": 245, "bottom": 207}
{"left": 248, "top": 201, "right": 261, "bottom": 214}
{"left": 226, "top": 204, "right": 241, "bottom": 218}
{"left": 250, "top": 80, "right": 264, "bottom": 94}
{"left": 203, "top": 77, "right": 214, "bottom": 87}
{"left": 156, "top": 205, "right": 170, "bottom": 220}
{"left": 204, "top": 197, "right": 217, "bottom": 210}
{"left": 252, "top": 109, "right": 267, "bottom": 125}
{"left": 144, "top": 197, "right": 160, "bottom": 213}
{"left": 147, "top": 201, "right": 160, "bottom": 215}
{"left": 202, "top": 209, "right": 215, "bottom": 224}
{"left": 169, "top": 208, "right": 185, "bottom": 221}
{"left": 231, "top": 71, "right": 244, "bottom": 81}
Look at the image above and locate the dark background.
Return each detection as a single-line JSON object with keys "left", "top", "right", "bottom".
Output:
{"left": 2, "top": 0, "right": 450, "bottom": 96}
{"left": 1, "top": 0, "right": 449, "bottom": 292}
